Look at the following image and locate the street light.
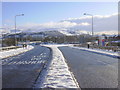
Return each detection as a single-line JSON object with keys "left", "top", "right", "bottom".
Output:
{"left": 15, "top": 14, "right": 24, "bottom": 46}
{"left": 84, "top": 13, "right": 94, "bottom": 36}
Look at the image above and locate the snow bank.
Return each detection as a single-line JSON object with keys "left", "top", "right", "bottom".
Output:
{"left": 71, "top": 46, "right": 119, "bottom": 58}
{"left": 40, "top": 45, "right": 79, "bottom": 88}
{"left": 0, "top": 45, "right": 34, "bottom": 59}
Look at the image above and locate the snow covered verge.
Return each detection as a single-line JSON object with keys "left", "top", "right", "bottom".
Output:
{"left": 0, "top": 45, "right": 34, "bottom": 59}
{"left": 39, "top": 44, "right": 79, "bottom": 88}
{"left": 71, "top": 46, "right": 120, "bottom": 58}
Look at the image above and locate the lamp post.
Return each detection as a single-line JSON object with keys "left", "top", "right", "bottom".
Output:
{"left": 15, "top": 14, "right": 24, "bottom": 46}
{"left": 84, "top": 13, "right": 94, "bottom": 36}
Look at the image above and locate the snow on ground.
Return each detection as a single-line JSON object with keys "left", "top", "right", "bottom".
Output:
{"left": 0, "top": 45, "right": 34, "bottom": 59}
{"left": 39, "top": 44, "right": 79, "bottom": 88}
{"left": 71, "top": 46, "right": 119, "bottom": 57}
{"left": 37, "top": 44, "right": 119, "bottom": 88}
{"left": 34, "top": 44, "right": 119, "bottom": 88}
{"left": 48, "top": 44, "right": 119, "bottom": 57}
{"left": 59, "top": 30, "right": 73, "bottom": 36}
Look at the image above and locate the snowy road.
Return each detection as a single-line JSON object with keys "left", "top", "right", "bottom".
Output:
{"left": 59, "top": 46, "right": 118, "bottom": 88}
{"left": 2, "top": 46, "right": 52, "bottom": 88}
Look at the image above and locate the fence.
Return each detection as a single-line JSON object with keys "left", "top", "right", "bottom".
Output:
{"left": 0, "top": 46, "right": 22, "bottom": 51}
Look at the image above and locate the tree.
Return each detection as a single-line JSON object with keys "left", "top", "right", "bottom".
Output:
{"left": 2, "top": 38, "right": 15, "bottom": 46}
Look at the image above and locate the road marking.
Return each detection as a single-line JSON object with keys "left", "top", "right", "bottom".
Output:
{"left": 5, "top": 59, "right": 47, "bottom": 65}
{"left": 2, "top": 53, "right": 48, "bottom": 65}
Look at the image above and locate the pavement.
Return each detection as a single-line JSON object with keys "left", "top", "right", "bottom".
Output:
{"left": 2, "top": 45, "right": 52, "bottom": 88}
{"left": 59, "top": 46, "right": 118, "bottom": 88}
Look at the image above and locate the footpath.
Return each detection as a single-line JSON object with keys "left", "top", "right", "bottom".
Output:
{"left": 0, "top": 45, "right": 34, "bottom": 59}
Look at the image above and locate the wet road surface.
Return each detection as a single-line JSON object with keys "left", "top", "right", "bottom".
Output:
{"left": 59, "top": 46, "right": 118, "bottom": 88}
{"left": 2, "top": 46, "right": 52, "bottom": 88}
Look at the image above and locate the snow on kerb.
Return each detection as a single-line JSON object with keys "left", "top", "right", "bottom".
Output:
{"left": 40, "top": 44, "right": 80, "bottom": 88}
{"left": 71, "top": 46, "right": 119, "bottom": 57}
{"left": 0, "top": 45, "right": 34, "bottom": 59}
{"left": 39, "top": 44, "right": 119, "bottom": 88}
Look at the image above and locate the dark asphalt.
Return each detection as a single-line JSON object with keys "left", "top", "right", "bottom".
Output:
{"left": 2, "top": 45, "right": 52, "bottom": 88}
{"left": 59, "top": 46, "right": 118, "bottom": 88}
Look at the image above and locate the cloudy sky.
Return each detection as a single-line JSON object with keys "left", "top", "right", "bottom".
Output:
{"left": 2, "top": 2, "right": 118, "bottom": 35}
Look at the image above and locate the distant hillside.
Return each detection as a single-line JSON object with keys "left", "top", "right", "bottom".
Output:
{"left": 43, "top": 30, "right": 64, "bottom": 37}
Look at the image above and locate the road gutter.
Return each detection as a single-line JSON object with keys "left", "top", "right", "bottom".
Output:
{"left": 72, "top": 46, "right": 120, "bottom": 59}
